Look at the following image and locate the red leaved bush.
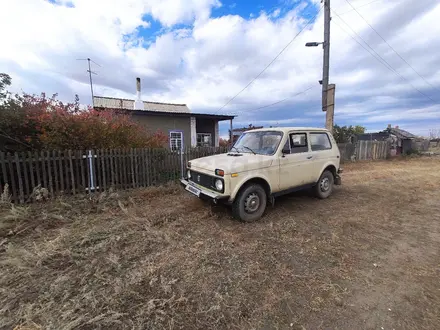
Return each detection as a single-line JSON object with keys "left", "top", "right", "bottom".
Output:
{"left": 3, "top": 93, "right": 168, "bottom": 151}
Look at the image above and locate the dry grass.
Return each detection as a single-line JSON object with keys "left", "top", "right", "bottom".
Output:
{"left": 1, "top": 158, "right": 440, "bottom": 330}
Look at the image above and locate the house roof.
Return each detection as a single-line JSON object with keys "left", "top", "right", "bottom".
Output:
{"left": 232, "top": 126, "right": 264, "bottom": 133}
{"left": 93, "top": 96, "right": 235, "bottom": 121}
{"left": 93, "top": 96, "right": 191, "bottom": 114}
{"left": 386, "top": 127, "right": 416, "bottom": 139}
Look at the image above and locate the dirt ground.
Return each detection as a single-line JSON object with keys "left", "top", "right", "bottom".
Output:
{"left": 1, "top": 157, "right": 439, "bottom": 330}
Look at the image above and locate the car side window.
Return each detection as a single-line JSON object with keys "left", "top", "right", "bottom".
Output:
{"left": 310, "top": 132, "right": 332, "bottom": 151}
{"left": 289, "top": 133, "right": 308, "bottom": 154}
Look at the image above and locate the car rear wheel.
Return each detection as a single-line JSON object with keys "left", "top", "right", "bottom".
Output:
{"left": 314, "top": 170, "right": 334, "bottom": 199}
{"left": 232, "top": 184, "right": 267, "bottom": 222}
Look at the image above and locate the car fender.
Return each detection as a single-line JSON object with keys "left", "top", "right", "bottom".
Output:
{"left": 314, "top": 161, "right": 339, "bottom": 182}
{"left": 229, "top": 173, "right": 273, "bottom": 201}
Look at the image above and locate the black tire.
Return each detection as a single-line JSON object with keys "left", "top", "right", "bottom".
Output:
{"left": 232, "top": 184, "right": 267, "bottom": 222}
{"left": 314, "top": 170, "right": 334, "bottom": 199}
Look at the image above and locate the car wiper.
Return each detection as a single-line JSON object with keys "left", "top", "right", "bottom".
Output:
{"left": 230, "top": 146, "right": 240, "bottom": 153}
{"left": 243, "top": 146, "right": 256, "bottom": 155}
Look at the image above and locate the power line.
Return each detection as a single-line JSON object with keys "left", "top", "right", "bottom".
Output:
{"left": 337, "top": 0, "right": 384, "bottom": 15}
{"left": 331, "top": 10, "right": 438, "bottom": 104}
{"left": 344, "top": 0, "right": 440, "bottom": 93}
{"left": 214, "top": 4, "right": 324, "bottom": 114}
{"left": 235, "top": 85, "right": 316, "bottom": 113}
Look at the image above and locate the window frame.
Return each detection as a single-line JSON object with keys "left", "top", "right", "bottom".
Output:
{"left": 284, "top": 132, "right": 309, "bottom": 154}
{"left": 310, "top": 132, "right": 332, "bottom": 151}
{"left": 196, "top": 133, "right": 212, "bottom": 147}
{"left": 169, "top": 131, "right": 183, "bottom": 151}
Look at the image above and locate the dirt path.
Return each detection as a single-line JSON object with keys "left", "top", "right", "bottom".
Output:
{"left": 1, "top": 157, "right": 439, "bottom": 330}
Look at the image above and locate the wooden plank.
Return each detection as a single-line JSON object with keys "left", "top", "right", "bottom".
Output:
{"left": 46, "top": 151, "right": 54, "bottom": 197}
{"left": 122, "top": 148, "right": 127, "bottom": 189}
{"left": 15, "top": 153, "right": 24, "bottom": 203}
{"left": 21, "top": 152, "right": 30, "bottom": 200}
{"left": 74, "top": 150, "right": 80, "bottom": 193}
{"left": 52, "top": 150, "right": 59, "bottom": 195}
{"left": 79, "top": 150, "right": 86, "bottom": 192}
{"left": 117, "top": 149, "right": 123, "bottom": 189}
{"left": 28, "top": 151, "right": 36, "bottom": 192}
{"left": 34, "top": 151, "right": 41, "bottom": 187}
{"left": 142, "top": 148, "right": 147, "bottom": 187}
{"left": 7, "top": 154, "right": 18, "bottom": 203}
{"left": 59, "top": 150, "right": 65, "bottom": 192}
{"left": 114, "top": 149, "right": 119, "bottom": 189}
{"left": 145, "top": 149, "right": 150, "bottom": 186}
{"left": 100, "top": 149, "right": 107, "bottom": 191}
{"left": 135, "top": 149, "right": 140, "bottom": 188}
{"left": 130, "top": 148, "right": 135, "bottom": 188}
{"left": 0, "top": 152, "right": 7, "bottom": 194}
{"left": 109, "top": 149, "right": 115, "bottom": 188}
{"left": 68, "top": 150, "right": 75, "bottom": 195}
{"left": 41, "top": 151, "right": 48, "bottom": 191}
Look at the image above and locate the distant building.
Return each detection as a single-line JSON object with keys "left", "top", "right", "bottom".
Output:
{"left": 229, "top": 124, "right": 264, "bottom": 143}
{"left": 357, "top": 125, "right": 421, "bottom": 155}
{"left": 94, "top": 78, "right": 235, "bottom": 150}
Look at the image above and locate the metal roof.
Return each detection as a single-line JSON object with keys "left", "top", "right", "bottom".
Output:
{"left": 387, "top": 127, "right": 416, "bottom": 139}
{"left": 93, "top": 96, "right": 191, "bottom": 114}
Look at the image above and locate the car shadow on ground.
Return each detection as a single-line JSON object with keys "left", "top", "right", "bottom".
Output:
{"left": 209, "top": 186, "right": 344, "bottom": 222}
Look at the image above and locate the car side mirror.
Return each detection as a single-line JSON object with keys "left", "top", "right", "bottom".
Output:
{"left": 282, "top": 148, "right": 290, "bottom": 157}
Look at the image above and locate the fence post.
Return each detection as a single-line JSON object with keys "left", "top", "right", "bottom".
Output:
{"left": 180, "top": 148, "right": 184, "bottom": 179}
{"left": 85, "top": 150, "right": 96, "bottom": 192}
{"left": 0, "top": 152, "right": 7, "bottom": 194}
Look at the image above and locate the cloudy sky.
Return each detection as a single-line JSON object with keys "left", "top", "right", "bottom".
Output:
{"left": 1, "top": 0, "right": 439, "bottom": 137}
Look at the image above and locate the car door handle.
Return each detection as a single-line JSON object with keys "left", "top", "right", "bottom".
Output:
{"left": 307, "top": 156, "right": 313, "bottom": 159}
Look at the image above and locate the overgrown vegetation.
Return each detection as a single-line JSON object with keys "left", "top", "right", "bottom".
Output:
{"left": 333, "top": 124, "right": 366, "bottom": 143}
{"left": 0, "top": 73, "right": 168, "bottom": 152}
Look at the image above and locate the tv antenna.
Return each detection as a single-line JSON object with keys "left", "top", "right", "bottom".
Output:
{"left": 77, "top": 58, "right": 101, "bottom": 106}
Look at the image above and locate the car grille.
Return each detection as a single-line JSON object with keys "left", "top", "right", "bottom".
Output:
{"left": 189, "top": 170, "right": 214, "bottom": 190}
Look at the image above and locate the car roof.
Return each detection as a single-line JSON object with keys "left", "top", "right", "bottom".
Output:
{"left": 244, "top": 127, "right": 330, "bottom": 133}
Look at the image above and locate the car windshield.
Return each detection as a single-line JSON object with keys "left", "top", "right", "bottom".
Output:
{"left": 232, "top": 131, "right": 283, "bottom": 155}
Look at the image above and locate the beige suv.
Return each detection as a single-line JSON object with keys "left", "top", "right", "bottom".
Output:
{"left": 181, "top": 127, "right": 342, "bottom": 222}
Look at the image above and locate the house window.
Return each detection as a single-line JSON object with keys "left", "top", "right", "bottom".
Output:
{"left": 170, "top": 131, "right": 183, "bottom": 151}
{"left": 197, "top": 133, "right": 211, "bottom": 147}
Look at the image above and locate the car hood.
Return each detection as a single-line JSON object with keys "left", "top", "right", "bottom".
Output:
{"left": 189, "top": 153, "right": 274, "bottom": 174}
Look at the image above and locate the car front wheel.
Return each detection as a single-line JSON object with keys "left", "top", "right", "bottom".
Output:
{"left": 232, "top": 184, "right": 267, "bottom": 222}
{"left": 314, "top": 170, "right": 334, "bottom": 199}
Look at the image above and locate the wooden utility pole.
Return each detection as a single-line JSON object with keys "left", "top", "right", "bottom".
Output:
{"left": 326, "top": 84, "right": 335, "bottom": 131}
{"left": 322, "top": 0, "right": 334, "bottom": 132}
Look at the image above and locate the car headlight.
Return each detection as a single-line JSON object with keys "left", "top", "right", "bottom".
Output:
{"left": 187, "top": 170, "right": 191, "bottom": 179}
{"left": 215, "top": 179, "right": 223, "bottom": 191}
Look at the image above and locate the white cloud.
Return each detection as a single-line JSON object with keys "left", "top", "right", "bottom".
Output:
{"left": 0, "top": 0, "right": 439, "bottom": 135}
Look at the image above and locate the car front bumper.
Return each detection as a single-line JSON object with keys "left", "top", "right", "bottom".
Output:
{"left": 180, "top": 179, "right": 230, "bottom": 203}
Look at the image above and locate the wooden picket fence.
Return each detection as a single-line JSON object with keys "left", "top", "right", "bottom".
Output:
{"left": 0, "top": 142, "right": 390, "bottom": 203}
{"left": 0, "top": 147, "right": 228, "bottom": 203}
{"left": 338, "top": 141, "right": 390, "bottom": 162}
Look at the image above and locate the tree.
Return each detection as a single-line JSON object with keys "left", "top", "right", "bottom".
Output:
{"left": 333, "top": 124, "right": 366, "bottom": 143}
{"left": 0, "top": 73, "right": 12, "bottom": 100}
{"left": 0, "top": 73, "right": 168, "bottom": 151}
{"left": 219, "top": 138, "right": 230, "bottom": 147}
